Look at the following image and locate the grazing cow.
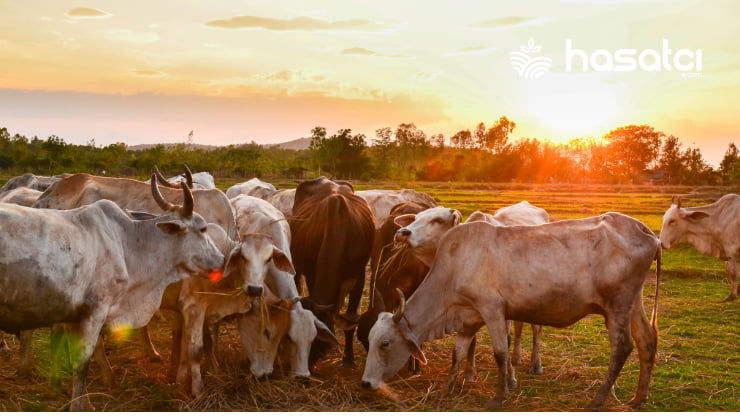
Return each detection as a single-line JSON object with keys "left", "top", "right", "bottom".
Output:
{"left": 0, "top": 178, "right": 224, "bottom": 410}
{"left": 230, "top": 195, "right": 338, "bottom": 378}
{"left": 0, "top": 187, "right": 43, "bottom": 206}
{"left": 356, "top": 189, "right": 437, "bottom": 229}
{"left": 33, "top": 172, "right": 238, "bottom": 240}
{"left": 290, "top": 177, "right": 375, "bottom": 367}
{"left": 363, "top": 213, "right": 662, "bottom": 409}
{"left": 0, "top": 173, "right": 69, "bottom": 194}
{"left": 225, "top": 177, "right": 278, "bottom": 199}
{"left": 154, "top": 222, "right": 291, "bottom": 395}
{"left": 660, "top": 194, "right": 740, "bottom": 301}
{"left": 357, "top": 201, "right": 434, "bottom": 351}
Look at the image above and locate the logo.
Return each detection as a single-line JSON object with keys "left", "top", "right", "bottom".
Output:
{"left": 566, "top": 39, "right": 702, "bottom": 73}
{"left": 510, "top": 38, "right": 553, "bottom": 80}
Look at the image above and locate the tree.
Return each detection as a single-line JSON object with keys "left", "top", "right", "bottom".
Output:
{"left": 482, "top": 116, "right": 516, "bottom": 154}
{"left": 658, "top": 135, "right": 685, "bottom": 184}
{"left": 451, "top": 130, "right": 473, "bottom": 149}
{"left": 719, "top": 143, "right": 740, "bottom": 184}
{"left": 681, "top": 147, "right": 713, "bottom": 184}
{"left": 604, "top": 125, "right": 664, "bottom": 182}
{"left": 309, "top": 126, "right": 368, "bottom": 178}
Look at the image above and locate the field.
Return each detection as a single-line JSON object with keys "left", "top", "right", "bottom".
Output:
{"left": 0, "top": 178, "right": 738, "bottom": 412}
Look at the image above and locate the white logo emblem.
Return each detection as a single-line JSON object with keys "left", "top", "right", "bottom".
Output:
{"left": 510, "top": 38, "right": 552, "bottom": 80}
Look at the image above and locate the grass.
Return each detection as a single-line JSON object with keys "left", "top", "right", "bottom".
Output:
{"left": 0, "top": 177, "right": 738, "bottom": 411}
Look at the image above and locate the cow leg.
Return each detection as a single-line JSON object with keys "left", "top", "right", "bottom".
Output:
{"left": 512, "top": 321, "right": 523, "bottom": 366}
{"left": 627, "top": 293, "right": 658, "bottom": 408}
{"left": 587, "top": 313, "right": 633, "bottom": 409}
{"left": 463, "top": 333, "right": 478, "bottom": 382}
{"left": 169, "top": 313, "right": 183, "bottom": 381}
{"left": 138, "top": 326, "right": 161, "bottom": 361}
{"left": 0, "top": 334, "right": 9, "bottom": 353}
{"left": 69, "top": 314, "right": 106, "bottom": 411}
{"left": 92, "top": 335, "right": 113, "bottom": 387}
{"left": 443, "top": 328, "right": 477, "bottom": 394}
{"left": 529, "top": 324, "right": 543, "bottom": 375}
{"left": 724, "top": 259, "right": 738, "bottom": 301}
{"left": 205, "top": 322, "right": 221, "bottom": 372}
{"left": 179, "top": 306, "right": 206, "bottom": 396}
{"left": 17, "top": 330, "right": 34, "bottom": 378}
{"left": 479, "top": 308, "right": 514, "bottom": 409}
{"left": 342, "top": 273, "right": 365, "bottom": 367}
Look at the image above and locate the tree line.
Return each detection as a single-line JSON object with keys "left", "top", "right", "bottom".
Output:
{"left": 1, "top": 123, "right": 739, "bottom": 185}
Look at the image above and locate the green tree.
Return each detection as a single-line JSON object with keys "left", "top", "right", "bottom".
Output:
{"left": 604, "top": 125, "right": 664, "bottom": 182}
{"left": 719, "top": 143, "right": 739, "bottom": 184}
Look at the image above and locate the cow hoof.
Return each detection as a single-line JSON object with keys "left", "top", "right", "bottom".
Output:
{"left": 462, "top": 373, "right": 476, "bottom": 382}
{"left": 723, "top": 295, "right": 737, "bottom": 302}
{"left": 342, "top": 360, "right": 356, "bottom": 368}
{"left": 508, "top": 378, "right": 518, "bottom": 389}
{"left": 626, "top": 397, "right": 645, "bottom": 409}
{"left": 485, "top": 398, "right": 504, "bottom": 410}
{"left": 528, "top": 365, "right": 543, "bottom": 375}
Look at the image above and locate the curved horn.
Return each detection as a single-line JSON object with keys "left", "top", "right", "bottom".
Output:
{"left": 181, "top": 179, "right": 194, "bottom": 218}
{"left": 150, "top": 173, "right": 172, "bottom": 211}
{"left": 152, "top": 166, "right": 174, "bottom": 188}
{"left": 392, "top": 288, "right": 406, "bottom": 323}
{"left": 183, "top": 164, "right": 194, "bottom": 188}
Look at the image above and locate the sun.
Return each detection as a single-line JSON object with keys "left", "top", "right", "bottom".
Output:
{"left": 520, "top": 72, "right": 623, "bottom": 140}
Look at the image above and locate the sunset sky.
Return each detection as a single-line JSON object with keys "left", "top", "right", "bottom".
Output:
{"left": 0, "top": 0, "right": 738, "bottom": 165}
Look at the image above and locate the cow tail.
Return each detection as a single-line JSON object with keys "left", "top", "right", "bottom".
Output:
{"left": 650, "top": 246, "right": 661, "bottom": 332}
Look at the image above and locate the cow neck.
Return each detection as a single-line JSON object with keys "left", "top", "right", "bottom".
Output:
{"left": 402, "top": 282, "right": 444, "bottom": 344}
{"left": 123, "top": 215, "right": 182, "bottom": 282}
{"left": 684, "top": 214, "right": 726, "bottom": 259}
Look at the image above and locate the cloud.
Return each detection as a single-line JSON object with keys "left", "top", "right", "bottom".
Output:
{"left": 107, "top": 29, "right": 160, "bottom": 44}
{"left": 65, "top": 7, "right": 112, "bottom": 19}
{"left": 204, "top": 15, "right": 398, "bottom": 32}
{"left": 338, "top": 47, "right": 414, "bottom": 59}
{"left": 444, "top": 46, "right": 497, "bottom": 56}
{"left": 467, "top": 16, "right": 549, "bottom": 29}
{"left": 414, "top": 71, "right": 443, "bottom": 82}
{"left": 132, "top": 70, "right": 165, "bottom": 77}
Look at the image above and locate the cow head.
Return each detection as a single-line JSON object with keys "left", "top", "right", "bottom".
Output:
{"left": 150, "top": 174, "right": 224, "bottom": 276}
{"left": 361, "top": 289, "right": 426, "bottom": 391}
{"left": 223, "top": 234, "right": 295, "bottom": 297}
{"left": 238, "top": 294, "right": 294, "bottom": 378}
{"left": 285, "top": 305, "right": 338, "bottom": 378}
{"left": 659, "top": 196, "right": 710, "bottom": 249}
{"left": 393, "top": 207, "right": 462, "bottom": 267}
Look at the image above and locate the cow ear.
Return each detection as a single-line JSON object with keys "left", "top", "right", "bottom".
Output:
{"left": 314, "top": 319, "right": 339, "bottom": 348}
{"left": 394, "top": 214, "right": 416, "bottom": 228}
{"left": 451, "top": 209, "right": 462, "bottom": 225}
{"left": 404, "top": 335, "right": 427, "bottom": 365}
{"left": 272, "top": 246, "right": 296, "bottom": 275}
{"left": 223, "top": 246, "right": 243, "bottom": 278}
{"left": 156, "top": 220, "right": 186, "bottom": 236}
{"left": 685, "top": 211, "right": 710, "bottom": 221}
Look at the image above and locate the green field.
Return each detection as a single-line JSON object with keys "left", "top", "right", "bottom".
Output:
{"left": 0, "top": 178, "right": 738, "bottom": 411}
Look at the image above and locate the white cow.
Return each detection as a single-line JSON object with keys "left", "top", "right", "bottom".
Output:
{"left": 0, "top": 187, "right": 43, "bottom": 206}
{"left": 230, "top": 195, "right": 338, "bottom": 377}
{"left": 0, "top": 179, "right": 224, "bottom": 411}
{"left": 356, "top": 189, "right": 437, "bottom": 229}
{"left": 363, "top": 213, "right": 662, "bottom": 409}
{"left": 225, "top": 177, "right": 277, "bottom": 199}
{"left": 660, "top": 194, "right": 740, "bottom": 301}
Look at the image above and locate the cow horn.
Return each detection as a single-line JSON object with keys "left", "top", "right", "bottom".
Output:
{"left": 152, "top": 166, "right": 174, "bottom": 188}
{"left": 181, "top": 179, "right": 194, "bottom": 218}
{"left": 392, "top": 288, "right": 406, "bottom": 323}
{"left": 150, "top": 173, "right": 173, "bottom": 211}
{"left": 671, "top": 195, "right": 682, "bottom": 208}
{"left": 183, "top": 164, "right": 194, "bottom": 188}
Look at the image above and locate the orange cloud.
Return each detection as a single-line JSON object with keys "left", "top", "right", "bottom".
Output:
{"left": 204, "top": 15, "right": 398, "bottom": 32}
{"left": 338, "top": 47, "right": 413, "bottom": 59}
{"left": 65, "top": 7, "right": 112, "bottom": 19}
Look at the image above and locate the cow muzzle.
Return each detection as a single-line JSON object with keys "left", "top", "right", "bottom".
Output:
{"left": 246, "top": 285, "right": 264, "bottom": 297}
{"left": 361, "top": 380, "right": 373, "bottom": 390}
{"left": 394, "top": 228, "right": 411, "bottom": 243}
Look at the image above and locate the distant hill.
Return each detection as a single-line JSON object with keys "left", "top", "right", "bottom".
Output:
{"left": 271, "top": 137, "right": 311, "bottom": 150}
{"left": 127, "top": 138, "right": 311, "bottom": 151}
{"left": 127, "top": 142, "right": 217, "bottom": 151}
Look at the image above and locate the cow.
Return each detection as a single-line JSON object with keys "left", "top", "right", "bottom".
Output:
{"left": 229, "top": 194, "right": 338, "bottom": 378}
{"left": 362, "top": 213, "right": 662, "bottom": 409}
{"left": 225, "top": 177, "right": 277, "bottom": 199}
{"left": 289, "top": 177, "right": 375, "bottom": 367}
{"left": 356, "top": 189, "right": 437, "bottom": 229}
{"left": 660, "top": 194, "right": 740, "bottom": 301}
{"left": 0, "top": 173, "right": 69, "bottom": 194}
{"left": 0, "top": 177, "right": 224, "bottom": 410}
{"left": 147, "top": 165, "right": 215, "bottom": 190}
{"left": 0, "top": 187, "right": 43, "bottom": 206}
{"left": 33, "top": 172, "right": 238, "bottom": 241}
{"left": 154, "top": 222, "right": 291, "bottom": 396}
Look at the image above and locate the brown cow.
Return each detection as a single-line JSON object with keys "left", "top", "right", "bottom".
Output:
{"left": 289, "top": 177, "right": 375, "bottom": 367}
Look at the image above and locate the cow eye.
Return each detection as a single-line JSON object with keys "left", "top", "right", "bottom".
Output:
{"left": 381, "top": 340, "right": 390, "bottom": 348}
{"left": 263, "top": 329, "right": 271, "bottom": 339}
{"left": 432, "top": 218, "right": 442, "bottom": 224}
{"left": 200, "top": 227, "right": 207, "bottom": 233}
{"left": 667, "top": 220, "right": 676, "bottom": 226}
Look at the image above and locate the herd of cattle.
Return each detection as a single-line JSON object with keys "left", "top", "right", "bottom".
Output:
{"left": 0, "top": 167, "right": 737, "bottom": 411}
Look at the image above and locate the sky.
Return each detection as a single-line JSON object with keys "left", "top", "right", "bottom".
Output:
{"left": 0, "top": 0, "right": 738, "bottom": 166}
